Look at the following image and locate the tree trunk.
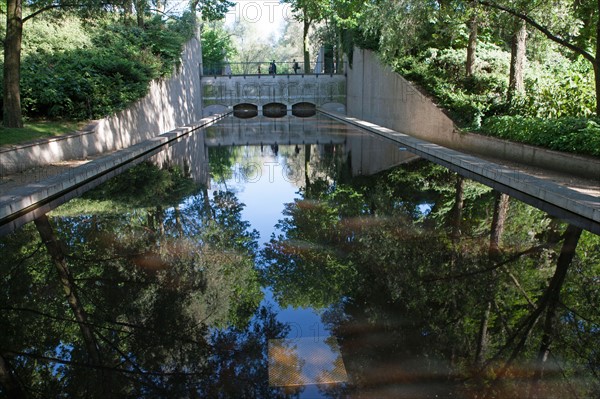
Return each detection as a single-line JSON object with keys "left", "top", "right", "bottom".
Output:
{"left": 451, "top": 175, "right": 465, "bottom": 239}
{"left": 475, "top": 192, "right": 510, "bottom": 366}
{"left": 201, "top": 185, "right": 213, "bottom": 219}
{"left": 595, "top": 4, "right": 600, "bottom": 116}
{"left": 489, "top": 192, "right": 510, "bottom": 260}
{"left": 508, "top": 19, "right": 527, "bottom": 103}
{"left": 304, "top": 144, "right": 311, "bottom": 190}
{"left": 336, "top": 28, "right": 344, "bottom": 74}
{"left": 303, "top": 14, "right": 311, "bottom": 74}
{"left": 530, "top": 224, "right": 582, "bottom": 397}
{"left": 0, "top": 354, "right": 26, "bottom": 399}
{"left": 466, "top": 11, "right": 478, "bottom": 77}
{"left": 174, "top": 205, "right": 184, "bottom": 237}
{"left": 474, "top": 300, "right": 491, "bottom": 366}
{"left": 135, "top": 0, "right": 145, "bottom": 28}
{"left": 595, "top": 62, "right": 600, "bottom": 117}
{"left": 3, "top": 0, "right": 24, "bottom": 128}
{"left": 34, "top": 214, "right": 102, "bottom": 367}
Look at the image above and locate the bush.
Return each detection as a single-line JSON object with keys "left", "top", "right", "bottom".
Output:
{"left": 2, "top": 13, "right": 195, "bottom": 121}
{"left": 477, "top": 116, "right": 600, "bottom": 158}
{"left": 21, "top": 48, "right": 155, "bottom": 119}
{"left": 388, "top": 42, "right": 596, "bottom": 130}
{"left": 511, "top": 56, "right": 596, "bottom": 118}
{"left": 390, "top": 44, "right": 509, "bottom": 128}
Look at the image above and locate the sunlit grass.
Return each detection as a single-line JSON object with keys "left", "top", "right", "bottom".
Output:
{"left": 0, "top": 120, "right": 88, "bottom": 147}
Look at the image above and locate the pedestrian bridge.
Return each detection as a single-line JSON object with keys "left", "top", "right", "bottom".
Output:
{"left": 201, "top": 73, "right": 346, "bottom": 117}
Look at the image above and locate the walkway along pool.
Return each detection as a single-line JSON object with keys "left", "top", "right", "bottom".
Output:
{"left": 0, "top": 114, "right": 599, "bottom": 398}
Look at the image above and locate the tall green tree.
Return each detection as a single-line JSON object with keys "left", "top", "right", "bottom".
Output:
{"left": 200, "top": 23, "right": 235, "bottom": 75}
{"left": 283, "top": 0, "right": 329, "bottom": 73}
{"left": 478, "top": 0, "right": 600, "bottom": 115}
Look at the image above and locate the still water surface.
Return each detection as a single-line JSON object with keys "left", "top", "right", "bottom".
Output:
{"left": 1, "top": 114, "right": 599, "bottom": 398}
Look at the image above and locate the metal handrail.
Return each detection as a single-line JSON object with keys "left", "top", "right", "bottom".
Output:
{"left": 201, "top": 61, "right": 345, "bottom": 76}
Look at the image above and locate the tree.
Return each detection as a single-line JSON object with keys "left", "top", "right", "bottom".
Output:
{"left": 3, "top": 0, "right": 128, "bottom": 128}
{"left": 283, "top": 0, "right": 328, "bottom": 73}
{"left": 3, "top": 0, "right": 24, "bottom": 127}
{"left": 200, "top": 23, "right": 235, "bottom": 75}
{"left": 190, "top": 0, "right": 233, "bottom": 22}
{"left": 227, "top": 21, "right": 273, "bottom": 74}
{"left": 3, "top": 0, "right": 125, "bottom": 127}
{"left": 478, "top": 0, "right": 600, "bottom": 116}
{"left": 2, "top": 0, "right": 232, "bottom": 129}
{"left": 466, "top": 2, "right": 480, "bottom": 77}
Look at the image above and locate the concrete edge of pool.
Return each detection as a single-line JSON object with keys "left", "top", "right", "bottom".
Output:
{"left": 0, "top": 113, "right": 228, "bottom": 236}
{"left": 319, "top": 109, "right": 600, "bottom": 235}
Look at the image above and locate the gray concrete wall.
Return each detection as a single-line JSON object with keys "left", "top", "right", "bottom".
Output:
{"left": 201, "top": 74, "right": 346, "bottom": 116}
{"left": 347, "top": 48, "right": 455, "bottom": 145}
{"left": 346, "top": 47, "right": 600, "bottom": 179}
{"left": 1, "top": 37, "right": 203, "bottom": 174}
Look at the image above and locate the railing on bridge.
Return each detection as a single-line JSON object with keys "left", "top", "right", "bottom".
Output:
{"left": 201, "top": 61, "right": 346, "bottom": 77}
{"left": 200, "top": 61, "right": 347, "bottom": 116}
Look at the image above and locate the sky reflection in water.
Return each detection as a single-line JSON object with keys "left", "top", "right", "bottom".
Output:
{"left": 0, "top": 114, "right": 599, "bottom": 398}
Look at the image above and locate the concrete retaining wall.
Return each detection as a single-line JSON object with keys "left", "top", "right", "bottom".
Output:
{"left": 1, "top": 37, "right": 203, "bottom": 174}
{"left": 346, "top": 47, "right": 600, "bottom": 180}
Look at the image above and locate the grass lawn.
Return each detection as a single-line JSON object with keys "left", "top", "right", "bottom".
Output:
{"left": 0, "top": 120, "right": 87, "bottom": 147}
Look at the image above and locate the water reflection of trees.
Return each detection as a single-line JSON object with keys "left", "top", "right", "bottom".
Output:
{"left": 0, "top": 162, "right": 295, "bottom": 398}
{"left": 262, "top": 159, "right": 600, "bottom": 398}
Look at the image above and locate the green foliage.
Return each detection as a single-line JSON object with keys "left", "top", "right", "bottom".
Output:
{"left": 21, "top": 14, "right": 92, "bottom": 56}
{"left": 512, "top": 56, "right": 596, "bottom": 118}
{"left": 82, "top": 162, "right": 198, "bottom": 208}
{"left": 1, "top": 13, "right": 195, "bottom": 121}
{"left": 346, "top": 0, "right": 598, "bottom": 154}
{"left": 478, "top": 116, "right": 600, "bottom": 157}
{"left": 382, "top": 39, "right": 597, "bottom": 140}
{"left": 390, "top": 44, "right": 510, "bottom": 127}
{"left": 21, "top": 49, "right": 154, "bottom": 119}
{"left": 195, "top": 0, "right": 235, "bottom": 22}
{"left": 201, "top": 24, "right": 235, "bottom": 75}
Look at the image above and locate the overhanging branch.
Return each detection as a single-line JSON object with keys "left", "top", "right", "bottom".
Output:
{"left": 23, "top": 4, "right": 63, "bottom": 22}
{"left": 23, "top": 2, "right": 113, "bottom": 23}
{"left": 478, "top": 0, "right": 596, "bottom": 65}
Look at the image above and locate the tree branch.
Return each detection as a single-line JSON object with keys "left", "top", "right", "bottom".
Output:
{"left": 478, "top": 0, "right": 596, "bottom": 64}
{"left": 422, "top": 242, "right": 552, "bottom": 283}
{"left": 23, "top": 2, "right": 113, "bottom": 23}
{"left": 4, "top": 350, "right": 207, "bottom": 377}
{"left": 23, "top": 4, "right": 63, "bottom": 23}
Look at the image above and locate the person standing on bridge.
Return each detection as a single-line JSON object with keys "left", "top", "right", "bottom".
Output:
{"left": 293, "top": 59, "right": 300, "bottom": 74}
{"left": 270, "top": 60, "right": 277, "bottom": 75}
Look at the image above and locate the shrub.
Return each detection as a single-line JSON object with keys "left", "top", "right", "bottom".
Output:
{"left": 388, "top": 42, "right": 595, "bottom": 130}
{"left": 2, "top": 13, "right": 195, "bottom": 121}
{"left": 21, "top": 48, "right": 154, "bottom": 119}
{"left": 511, "top": 56, "right": 596, "bottom": 118}
{"left": 390, "top": 44, "right": 509, "bottom": 128}
{"left": 477, "top": 116, "right": 600, "bottom": 158}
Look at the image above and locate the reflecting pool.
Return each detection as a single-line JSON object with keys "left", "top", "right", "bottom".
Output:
{"left": 1, "top": 114, "right": 599, "bottom": 398}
